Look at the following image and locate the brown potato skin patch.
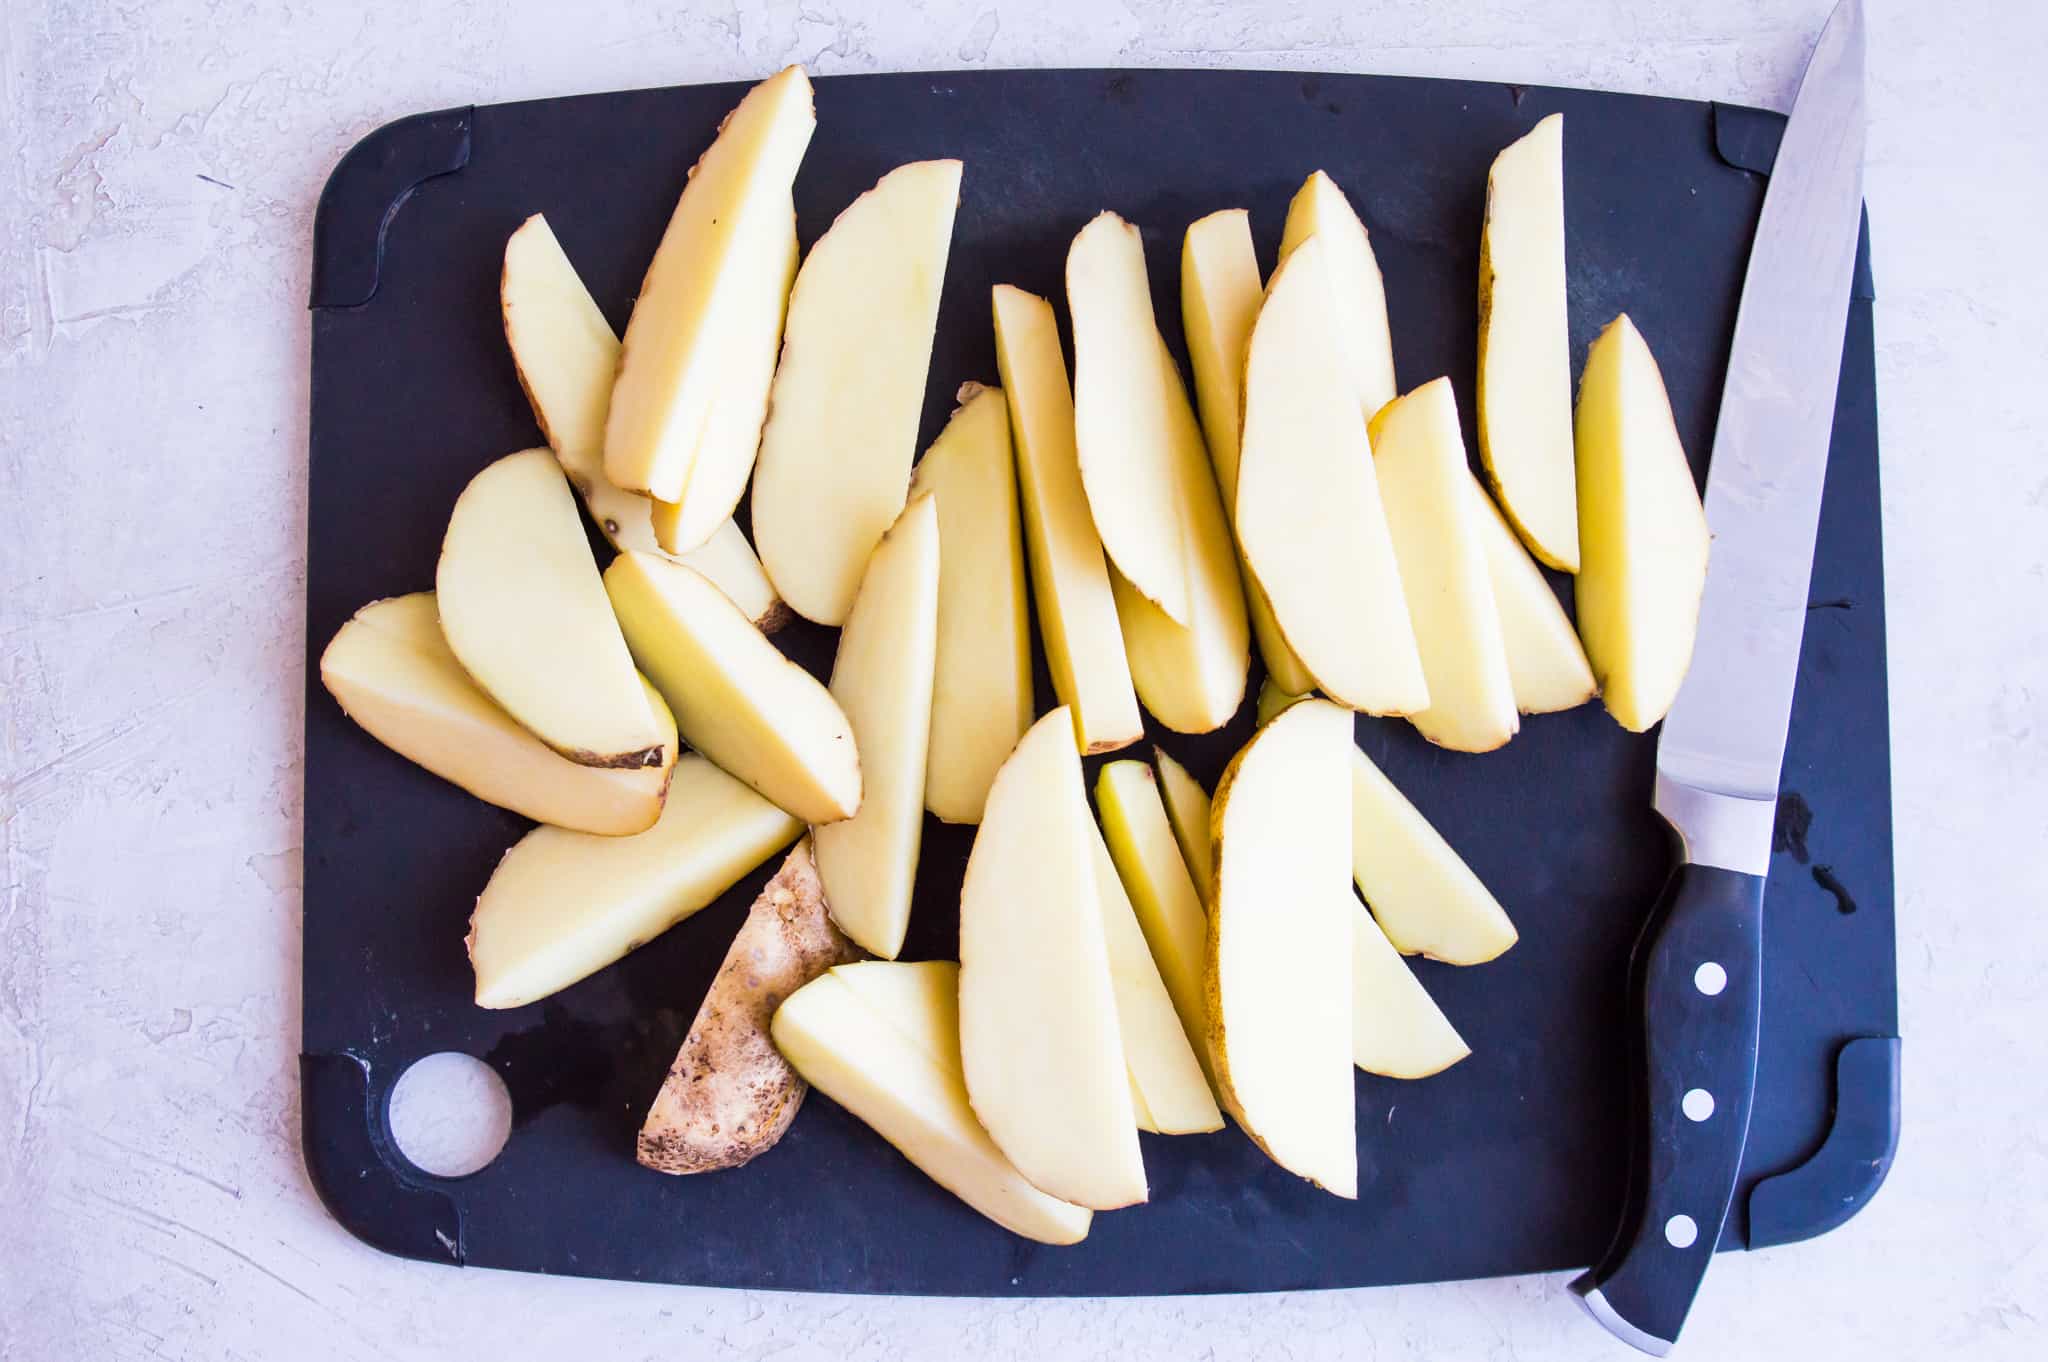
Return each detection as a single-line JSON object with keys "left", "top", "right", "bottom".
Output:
{"left": 637, "top": 838, "right": 861, "bottom": 1174}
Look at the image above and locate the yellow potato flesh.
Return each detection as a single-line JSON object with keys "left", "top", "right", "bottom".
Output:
{"left": 604, "top": 552, "right": 860, "bottom": 824}
{"left": 991, "top": 285, "right": 1142, "bottom": 754}
{"left": 958, "top": 708, "right": 1148, "bottom": 1210}
{"left": 908, "top": 386, "right": 1034, "bottom": 823}
{"left": 469, "top": 755, "right": 801, "bottom": 1008}
{"left": 773, "top": 965, "right": 1094, "bottom": 1246}
{"left": 812, "top": 498, "right": 941, "bottom": 959}
{"left": 321, "top": 592, "right": 673, "bottom": 836}
{"left": 752, "top": 160, "right": 962, "bottom": 625}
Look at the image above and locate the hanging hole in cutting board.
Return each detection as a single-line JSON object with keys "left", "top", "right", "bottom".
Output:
{"left": 387, "top": 1051, "right": 513, "bottom": 1178}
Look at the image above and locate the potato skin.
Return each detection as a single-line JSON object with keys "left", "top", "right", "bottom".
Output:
{"left": 637, "top": 838, "right": 860, "bottom": 1174}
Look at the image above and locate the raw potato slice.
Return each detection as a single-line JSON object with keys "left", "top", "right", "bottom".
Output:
{"left": 648, "top": 207, "right": 799, "bottom": 554}
{"left": 468, "top": 755, "right": 802, "bottom": 1008}
{"left": 604, "top": 552, "right": 861, "bottom": 824}
{"left": 321, "top": 593, "right": 674, "bottom": 836}
{"left": 1111, "top": 336, "right": 1250, "bottom": 735}
{"left": 752, "top": 160, "right": 963, "bottom": 625}
{"left": 1279, "top": 171, "right": 1399, "bottom": 419}
{"left": 436, "top": 448, "right": 667, "bottom": 768}
{"left": 638, "top": 839, "right": 859, "bottom": 1173}
{"left": 499, "top": 213, "right": 788, "bottom": 629}
{"left": 1089, "top": 828, "right": 1222, "bottom": 1134}
{"left": 1179, "top": 211, "right": 1259, "bottom": 471}
{"left": 1238, "top": 238, "right": 1427, "bottom": 715}
{"left": 991, "top": 285, "right": 1143, "bottom": 753}
{"left": 908, "top": 385, "right": 1033, "bottom": 823}
{"left": 1370, "top": 380, "right": 1520, "bottom": 753}
{"left": 1067, "top": 212, "right": 1194, "bottom": 625}
{"left": 1150, "top": 746, "right": 1214, "bottom": 903}
{"left": 1349, "top": 896, "right": 1471, "bottom": 1078}
{"left": 1095, "top": 761, "right": 1218, "bottom": 1093}
{"left": 1470, "top": 474, "right": 1596, "bottom": 713}
{"left": 1182, "top": 210, "right": 1316, "bottom": 697}
{"left": 1261, "top": 681, "right": 1517, "bottom": 966}
{"left": 1208, "top": 699, "right": 1357, "bottom": 1198}
{"left": 1351, "top": 745, "right": 1517, "bottom": 964}
{"left": 1478, "top": 114, "right": 1578, "bottom": 571}
{"left": 959, "top": 708, "right": 1147, "bottom": 1209}
{"left": 813, "top": 497, "right": 942, "bottom": 958}
{"left": 502, "top": 213, "right": 616, "bottom": 488}
{"left": 604, "top": 66, "right": 815, "bottom": 501}
{"left": 1574, "top": 315, "right": 1710, "bottom": 732}
{"left": 772, "top": 964, "right": 1094, "bottom": 1245}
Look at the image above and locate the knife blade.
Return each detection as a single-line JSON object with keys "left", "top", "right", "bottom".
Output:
{"left": 1571, "top": 0, "right": 1868, "bottom": 1353}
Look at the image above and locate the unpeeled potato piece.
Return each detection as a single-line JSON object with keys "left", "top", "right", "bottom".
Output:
{"left": 638, "top": 838, "right": 860, "bottom": 1174}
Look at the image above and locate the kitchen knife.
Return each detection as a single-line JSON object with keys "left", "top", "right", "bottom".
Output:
{"left": 1570, "top": 0, "right": 1868, "bottom": 1353}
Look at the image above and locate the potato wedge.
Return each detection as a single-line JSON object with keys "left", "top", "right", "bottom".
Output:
{"left": 1237, "top": 238, "right": 1426, "bottom": 716}
{"left": 959, "top": 708, "right": 1147, "bottom": 1209}
{"left": 605, "top": 552, "right": 861, "bottom": 825}
{"left": 1279, "top": 171, "right": 1399, "bottom": 419}
{"left": 1351, "top": 746, "right": 1518, "bottom": 965}
{"left": 1088, "top": 826, "right": 1222, "bottom": 1134}
{"left": 813, "top": 497, "right": 941, "bottom": 959}
{"left": 1208, "top": 698, "right": 1356, "bottom": 1198}
{"left": 604, "top": 66, "right": 814, "bottom": 502}
{"left": 1349, "top": 895, "right": 1471, "bottom": 1079}
{"left": 752, "top": 160, "right": 963, "bottom": 625}
{"left": 646, "top": 210, "right": 798, "bottom": 554}
{"left": 1110, "top": 335, "right": 1250, "bottom": 735}
{"left": 1469, "top": 474, "right": 1596, "bottom": 714}
{"left": 468, "top": 755, "right": 802, "bottom": 1009}
{"left": 1370, "top": 379, "right": 1519, "bottom": 753}
{"left": 1182, "top": 208, "right": 1316, "bottom": 696}
{"left": 991, "top": 284, "right": 1143, "bottom": 754}
{"left": 638, "top": 839, "right": 860, "bottom": 1174}
{"left": 909, "top": 385, "right": 1033, "bottom": 823}
{"left": 1095, "top": 761, "right": 1219, "bottom": 1097}
{"left": 1068, "top": 211, "right": 1195, "bottom": 624}
{"left": 1477, "top": 114, "right": 1578, "bottom": 571}
{"left": 1575, "top": 314, "right": 1710, "bottom": 731}
{"left": 321, "top": 593, "right": 674, "bottom": 836}
{"left": 436, "top": 448, "right": 667, "bottom": 768}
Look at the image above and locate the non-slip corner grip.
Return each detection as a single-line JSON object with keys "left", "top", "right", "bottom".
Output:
{"left": 309, "top": 107, "right": 474, "bottom": 310}
{"left": 1710, "top": 102, "right": 1875, "bottom": 300}
{"left": 1745, "top": 1036, "right": 1902, "bottom": 1248}
{"left": 300, "top": 1052, "right": 465, "bottom": 1264}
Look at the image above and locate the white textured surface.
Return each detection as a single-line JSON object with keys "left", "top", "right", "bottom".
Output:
{"left": 385, "top": 1053, "right": 512, "bottom": 1179}
{"left": 3, "top": 0, "right": 2044, "bottom": 1357}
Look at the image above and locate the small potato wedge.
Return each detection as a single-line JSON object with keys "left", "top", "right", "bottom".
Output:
{"left": 638, "top": 838, "right": 861, "bottom": 1174}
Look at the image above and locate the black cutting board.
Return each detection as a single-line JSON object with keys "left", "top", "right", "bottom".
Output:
{"left": 301, "top": 67, "right": 1899, "bottom": 1294}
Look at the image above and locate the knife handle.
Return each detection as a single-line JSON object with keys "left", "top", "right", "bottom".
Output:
{"left": 1572, "top": 862, "right": 1765, "bottom": 1356}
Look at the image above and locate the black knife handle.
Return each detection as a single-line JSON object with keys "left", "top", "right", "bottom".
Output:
{"left": 1572, "top": 863, "right": 1765, "bottom": 1355}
